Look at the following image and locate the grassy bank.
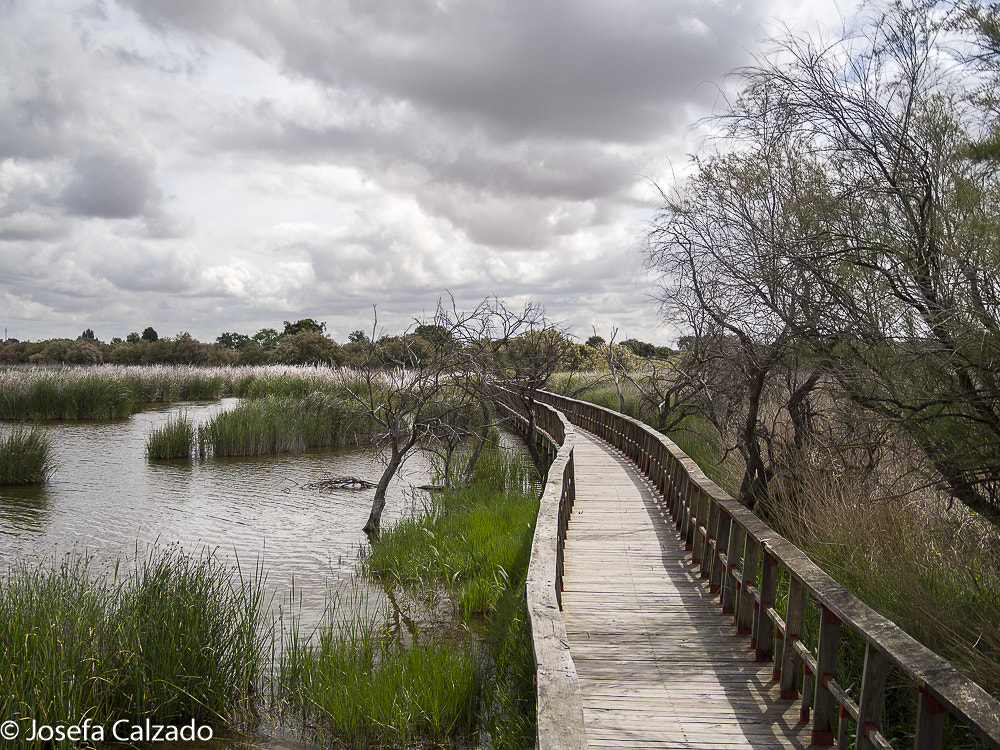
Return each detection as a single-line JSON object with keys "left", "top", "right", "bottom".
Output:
{"left": 278, "top": 442, "right": 539, "bottom": 749}
{"left": 0, "top": 547, "right": 266, "bottom": 747}
{"left": 0, "top": 426, "right": 53, "bottom": 485}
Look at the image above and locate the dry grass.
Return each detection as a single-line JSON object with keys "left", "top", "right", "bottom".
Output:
{"left": 770, "top": 462, "right": 1000, "bottom": 698}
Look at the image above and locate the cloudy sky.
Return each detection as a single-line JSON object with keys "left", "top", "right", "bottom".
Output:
{"left": 1, "top": 0, "right": 848, "bottom": 346}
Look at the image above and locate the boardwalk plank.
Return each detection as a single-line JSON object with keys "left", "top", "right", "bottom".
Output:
{"left": 561, "top": 431, "right": 809, "bottom": 750}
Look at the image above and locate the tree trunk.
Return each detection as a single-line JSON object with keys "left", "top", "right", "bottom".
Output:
{"left": 737, "top": 367, "right": 772, "bottom": 515}
{"left": 363, "top": 431, "right": 419, "bottom": 536}
{"left": 459, "top": 401, "right": 492, "bottom": 485}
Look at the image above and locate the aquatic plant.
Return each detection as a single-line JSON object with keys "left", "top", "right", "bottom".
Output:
{"left": 279, "top": 596, "right": 478, "bottom": 747}
{"left": 0, "top": 364, "right": 379, "bottom": 420}
{"left": 0, "top": 547, "right": 266, "bottom": 747}
{"left": 360, "top": 442, "right": 539, "bottom": 746}
{"left": 197, "top": 393, "right": 373, "bottom": 457}
{"left": 0, "top": 426, "right": 53, "bottom": 485}
{"left": 145, "top": 414, "right": 196, "bottom": 460}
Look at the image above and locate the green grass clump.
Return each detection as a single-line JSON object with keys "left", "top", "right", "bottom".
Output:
{"left": 0, "top": 426, "right": 53, "bottom": 485}
{"left": 280, "top": 602, "right": 478, "bottom": 747}
{"left": 232, "top": 373, "right": 317, "bottom": 399}
{"left": 361, "top": 443, "right": 539, "bottom": 746}
{"left": 364, "top": 487, "right": 537, "bottom": 619}
{"left": 146, "top": 415, "right": 196, "bottom": 460}
{"left": 0, "top": 373, "right": 136, "bottom": 420}
{"left": 0, "top": 548, "right": 266, "bottom": 747}
{"left": 198, "top": 393, "right": 371, "bottom": 457}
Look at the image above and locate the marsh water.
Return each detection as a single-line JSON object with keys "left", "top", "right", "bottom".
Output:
{"left": 0, "top": 399, "right": 435, "bottom": 748}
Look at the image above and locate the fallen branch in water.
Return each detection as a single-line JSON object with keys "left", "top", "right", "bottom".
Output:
{"left": 306, "top": 476, "right": 377, "bottom": 490}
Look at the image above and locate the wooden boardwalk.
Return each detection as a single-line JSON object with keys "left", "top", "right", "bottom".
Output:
{"left": 560, "top": 431, "right": 811, "bottom": 750}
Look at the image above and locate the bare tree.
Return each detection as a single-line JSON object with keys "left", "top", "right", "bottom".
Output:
{"left": 646, "top": 131, "right": 829, "bottom": 516}
{"left": 724, "top": 0, "right": 1000, "bottom": 517}
{"left": 344, "top": 303, "right": 489, "bottom": 536}
{"left": 463, "top": 297, "right": 576, "bottom": 475}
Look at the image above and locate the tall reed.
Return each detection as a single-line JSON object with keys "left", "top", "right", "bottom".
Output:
{"left": 198, "top": 393, "right": 372, "bottom": 457}
{"left": 0, "top": 426, "right": 53, "bottom": 485}
{"left": 279, "top": 596, "right": 478, "bottom": 748}
{"left": 771, "top": 468, "right": 1000, "bottom": 699}
{"left": 0, "top": 547, "right": 266, "bottom": 748}
{"left": 146, "top": 415, "right": 196, "bottom": 460}
{"left": 0, "top": 364, "right": 380, "bottom": 420}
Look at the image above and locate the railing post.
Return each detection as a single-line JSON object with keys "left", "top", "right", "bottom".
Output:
{"left": 702, "top": 499, "right": 721, "bottom": 581}
{"left": 811, "top": 605, "right": 841, "bottom": 747}
{"left": 720, "top": 518, "right": 739, "bottom": 615}
{"left": 754, "top": 549, "right": 778, "bottom": 661}
{"left": 914, "top": 686, "right": 947, "bottom": 750}
{"left": 780, "top": 576, "right": 807, "bottom": 700}
{"left": 711, "top": 508, "right": 731, "bottom": 598}
{"left": 690, "top": 485, "right": 706, "bottom": 566}
{"left": 736, "top": 534, "right": 758, "bottom": 636}
{"left": 857, "top": 644, "right": 890, "bottom": 750}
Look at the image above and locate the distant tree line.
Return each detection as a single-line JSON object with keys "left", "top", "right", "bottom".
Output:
{"left": 0, "top": 317, "right": 673, "bottom": 371}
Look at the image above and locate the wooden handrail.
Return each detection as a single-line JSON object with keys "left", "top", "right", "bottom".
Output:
{"left": 496, "top": 393, "right": 587, "bottom": 750}
{"left": 532, "top": 389, "right": 1000, "bottom": 750}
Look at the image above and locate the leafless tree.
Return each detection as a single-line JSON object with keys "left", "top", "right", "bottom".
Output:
{"left": 344, "top": 302, "right": 490, "bottom": 536}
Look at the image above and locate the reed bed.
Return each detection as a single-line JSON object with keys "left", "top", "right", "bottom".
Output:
{"left": 197, "top": 393, "right": 373, "bottom": 457}
{"left": 146, "top": 414, "right": 196, "bottom": 460}
{"left": 772, "top": 468, "right": 1000, "bottom": 700}
{"left": 0, "top": 426, "right": 53, "bottom": 485}
{"left": 0, "top": 547, "right": 266, "bottom": 747}
{"left": 0, "top": 364, "right": 378, "bottom": 420}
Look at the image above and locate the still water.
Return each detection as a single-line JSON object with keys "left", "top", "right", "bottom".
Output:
{"left": 0, "top": 400, "right": 435, "bottom": 748}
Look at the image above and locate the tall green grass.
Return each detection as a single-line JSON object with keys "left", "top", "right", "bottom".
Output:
{"left": 361, "top": 443, "right": 540, "bottom": 746}
{"left": 0, "top": 366, "right": 229, "bottom": 419}
{"left": 0, "top": 426, "right": 53, "bottom": 485}
{"left": 279, "top": 596, "right": 478, "bottom": 748}
{"left": 275, "top": 442, "right": 539, "bottom": 748}
{"left": 0, "top": 548, "right": 266, "bottom": 747}
{"left": 0, "top": 372, "right": 136, "bottom": 420}
{"left": 146, "top": 415, "right": 196, "bottom": 460}
{"left": 0, "top": 365, "right": 382, "bottom": 420}
{"left": 198, "top": 393, "right": 372, "bottom": 457}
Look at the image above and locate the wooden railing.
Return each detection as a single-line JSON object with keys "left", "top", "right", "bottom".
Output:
{"left": 533, "top": 389, "right": 1000, "bottom": 750}
{"left": 497, "top": 394, "right": 588, "bottom": 750}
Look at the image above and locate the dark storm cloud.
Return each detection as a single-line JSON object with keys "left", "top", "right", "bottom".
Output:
{"left": 60, "top": 152, "right": 160, "bottom": 219}
{"left": 122, "top": 0, "right": 751, "bottom": 144}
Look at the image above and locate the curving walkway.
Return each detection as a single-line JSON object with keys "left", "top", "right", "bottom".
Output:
{"left": 560, "top": 430, "right": 810, "bottom": 749}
